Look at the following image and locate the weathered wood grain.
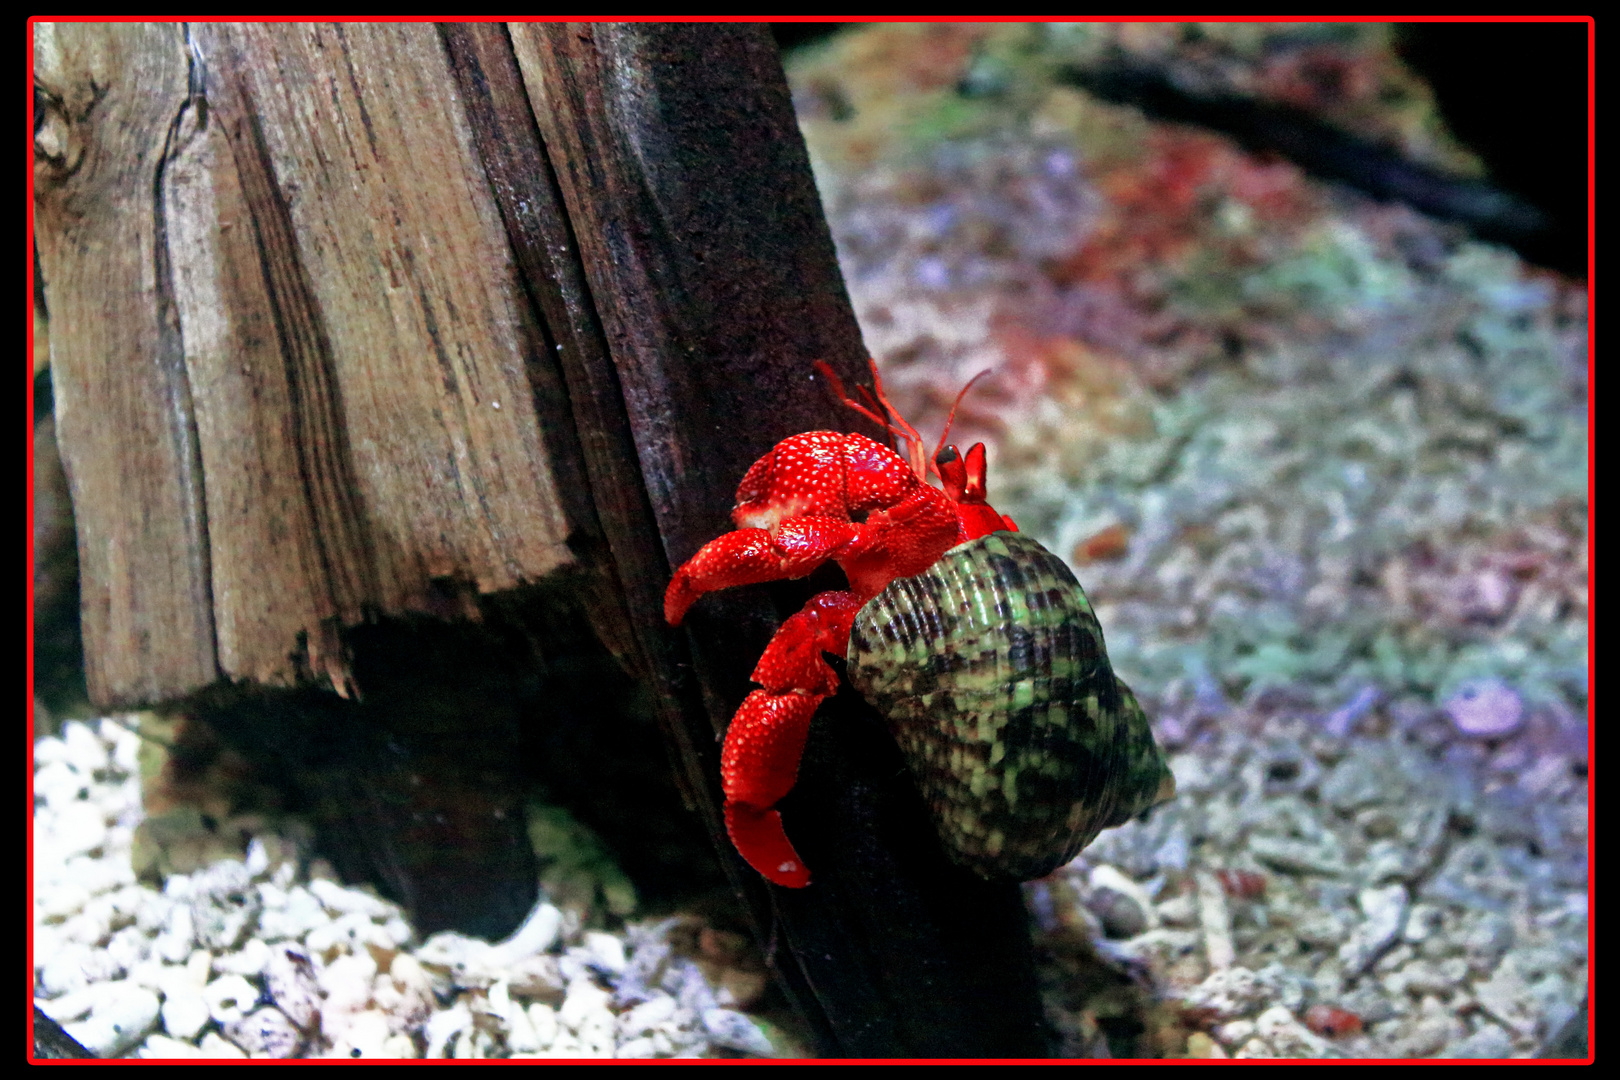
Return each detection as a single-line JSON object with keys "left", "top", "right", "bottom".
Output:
{"left": 436, "top": 23, "right": 661, "bottom": 692}
{"left": 161, "top": 32, "right": 352, "bottom": 693}
{"left": 36, "top": 23, "right": 582, "bottom": 704}
{"left": 511, "top": 24, "right": 1048, "bottom": 1058}
{"left": 203, "top": 24, "right": 576, "bottom": 602}
{"left": 512, "top": 24, "right": 879, "bottom": 568}
{"left": 35, "top": 23, "right": 219, "bottom": 706}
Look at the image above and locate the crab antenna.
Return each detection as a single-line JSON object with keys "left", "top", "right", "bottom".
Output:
{"left": 932, "top": 368, "right": 993, "bottom": 466}
{"left": 862, "top": 358, "right": 932, "bottom": 481}
{"left": 814, "top": 359, "right": 931, "bottom": 483}
{"left": 812, "top": 361, "right": 886, "bottom": 429}
{"left": 856, "top": 384, "right": 890, "bottom": 422}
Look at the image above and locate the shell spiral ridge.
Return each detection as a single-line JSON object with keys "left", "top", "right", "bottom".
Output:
{"left": 847, "top": 531, "right": 1174, "bottom": 881}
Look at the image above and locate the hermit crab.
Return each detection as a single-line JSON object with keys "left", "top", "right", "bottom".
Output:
{"left": 665, "top": 361, "right": 1174, "bottom": 888}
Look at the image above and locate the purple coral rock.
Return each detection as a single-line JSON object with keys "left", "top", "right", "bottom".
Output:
{"left": 1445, "top": 679, "right": 1524, "bottom": 738}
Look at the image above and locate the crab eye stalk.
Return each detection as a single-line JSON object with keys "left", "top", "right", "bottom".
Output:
{"left": 961, "top": 443, "right": 988, "bottom": 503}
{"left": 935, "top": 445, "right": 968, "bottom": 502}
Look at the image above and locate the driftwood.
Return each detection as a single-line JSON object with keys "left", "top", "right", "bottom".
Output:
{"left": 32, "top": 1006, "right": 93, "bottom": 1059}
{"left": 34, "top": 23, "right": 1047, "bottom": 1056}
{"left": 35, "top": 23, "right": 585, "bottom": 705}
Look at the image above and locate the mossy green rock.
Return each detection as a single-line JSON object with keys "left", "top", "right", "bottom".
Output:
{"left": 848, "top": 531, "right": 1174, "bottom": 880}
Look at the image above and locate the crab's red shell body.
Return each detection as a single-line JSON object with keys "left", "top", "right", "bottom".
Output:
{"left": 664, "top": 365, "right": 1015, "bottom": 887}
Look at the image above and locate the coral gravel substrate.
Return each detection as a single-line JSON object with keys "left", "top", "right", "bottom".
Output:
{"left": 33, "top": 718, "right": 777, "bottom": 1059}
{"left": 789, "top": 23, "right": 1588, "bottom": 1059}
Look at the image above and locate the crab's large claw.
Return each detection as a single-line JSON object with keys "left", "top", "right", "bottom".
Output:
{"left": 725, "top": 804, "right": 811, "bottom": 889}
{"left": 664, "top": 518, "right": 860, "bottom": 626}
{"left": 731, "top": 431, "right": 916, "bottom": 533}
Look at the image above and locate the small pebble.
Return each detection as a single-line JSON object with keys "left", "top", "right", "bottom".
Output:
{"left": 1155, "top": 895, "right": 1198, "bottom": 928}
{"left": 1089, "top": 887, "right": 1149, "bottom": 939}
{"left": 1195, "top": 871, "right": 1235, "bottom": 971}
{"left": 263, "top": 945, "right": 321, "bottom": 1031}
{"left": 64, "top": 983, "right": 160, "bottom": 1057}
{"left": 423, "top": 1003, "right": 472, "bottom": 1059}
{"left": 213, "top": 937, "right": 271, "bottom": 977}
{"left": 224, "top": 1006, "right": 303, "bottom": 1058}
{"left": 1444, "top": 1023, "right": 1514, "bottom": 1059}
{"left": 52, "top": 802, "right": 110, "bottom": 859}
{"left": 325, "top": 1009, "right": 393, "bottom": 1059}
{"left": 1445, "top": 680, "right": 1524, "bottom": 739}
{"left": 1464, "top": 914, "right": 1516, "bottom": 971}
{"left": 1304, "top": 1003, "right": 1364, "bottom": 1038}
{"left": 140, "top": 1033, "right": 207, "bottom": 1058}
{"left": 161, "top": 990, "right": 210, "bottom": 1041}
{"left": 702, "top": 1008, "right": 774, "bottom": 1057}
{"left": 617, "top": 1035, "right": 658, "bottom": 1058}
{"left": 202, "top": 975, "right": 260, "bottom": 1026}
{"left": 1182, "top": 966, "right": 1271, "bottom": 1021}
{"left": 559, "top": 975, "right": 614, "bottom": 1031}
{"left": 1339, "top": 885, "right": 1408, "bottom": 976}
{"left": 584, "top": 931, "right": 628, "bottom": 976}
{"left": 1255, "top": 1004, "right": 1331, "bottom": 1056}
{"left": 528, "top": 1002, "right": 560, "bottom": 1048}
{"left": 198, "top": 1031, "right": 248, "bottom": 1058}
{"left": 621, "top": 994, "right": 677, "bottom": 1037}
{"left": 318, "top": 951, "right": 378, "bottom": 1016}
{"left": 61, "top": 721, "right": 110, "bottom": 774}
{"left": 1472, "top": 958, "right": 1540, "bottom": 1038}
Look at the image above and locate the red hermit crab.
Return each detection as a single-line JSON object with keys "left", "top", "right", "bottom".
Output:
{"left": 665, "top": 361, "right": 1173, "bottom": 888}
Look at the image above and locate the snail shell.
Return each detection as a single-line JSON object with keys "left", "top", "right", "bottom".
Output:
{"left": 846, "top": 531, "right": 1175, "bottom": 881}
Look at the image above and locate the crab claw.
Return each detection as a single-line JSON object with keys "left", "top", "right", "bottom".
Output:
{"left": 725, "top": 803, "right": 812, "bottom": 889}
{"left": 664, "top": 518, "right": 862, "bottom": 627}
{"left": 721, "top": 687, "right": 825, "bottom": 888}
{"left": 731, "top": 431, "right": 916, "bottom": 533}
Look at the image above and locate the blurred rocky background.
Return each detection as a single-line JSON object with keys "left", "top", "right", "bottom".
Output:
{"left": 781, "top": 21, "right": 1587, "bottom": 1059}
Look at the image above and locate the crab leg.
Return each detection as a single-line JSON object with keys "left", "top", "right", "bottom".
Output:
{"left": 720, "top": 591, "right": 862, "bottom": 888}
{"left": 723, "top": 693, "right": 820, "bottom": 889}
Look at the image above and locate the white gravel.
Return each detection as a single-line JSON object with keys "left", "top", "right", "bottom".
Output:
{"left": 1029, "top": 707, "right": 1588, "bottom": 1058}
{"left": 33, "top": 718, "right": 778, "bottom": 1059}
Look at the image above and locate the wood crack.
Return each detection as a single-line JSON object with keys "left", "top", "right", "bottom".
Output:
{"left": 149, "top": 22, "right": 220, "bottom": 685}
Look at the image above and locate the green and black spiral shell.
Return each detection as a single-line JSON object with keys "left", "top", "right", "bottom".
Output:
{"left": 846, "top": 531, "right": 1175, "bottom": 881}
